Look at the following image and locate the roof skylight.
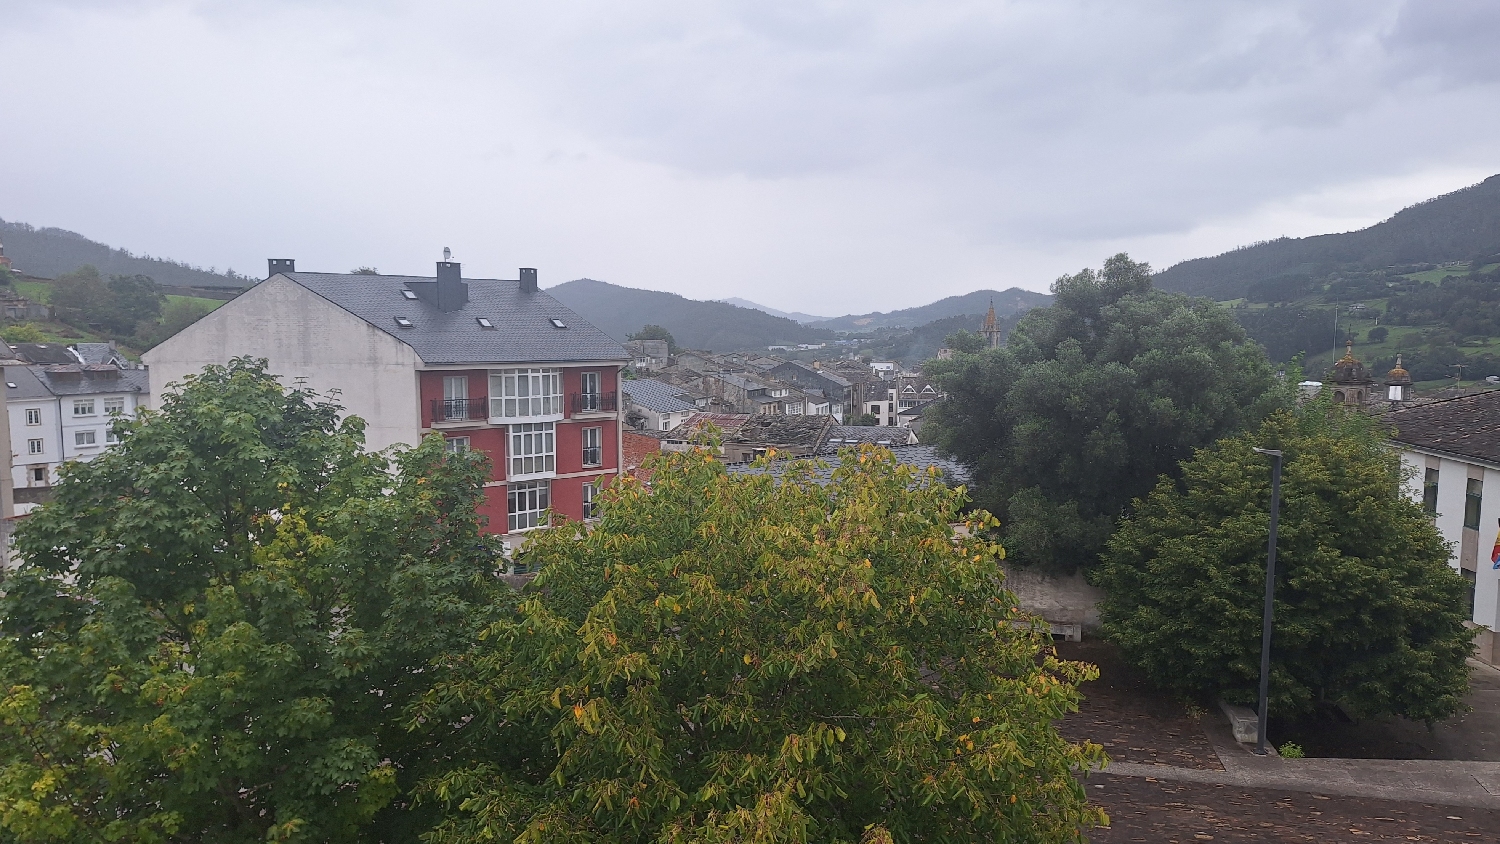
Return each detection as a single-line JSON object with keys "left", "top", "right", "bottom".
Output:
{"left": 401, "top": 289, "right": 418, "bottom": 300}
{"left": 476, "top": 317, "right": 494, "bottom": 328}
{"left": 394, "top": 317, "right": 413, "bottom": 328}
{"left": 550, "top": 318, "right": 567, "bottom": 329}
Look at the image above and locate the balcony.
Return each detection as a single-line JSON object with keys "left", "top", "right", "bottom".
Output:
{"left": 569, "top": 391, "right": 617, "bottom": 414}
{"left": 430, "top": 397, "right": 488, "bottom": 424}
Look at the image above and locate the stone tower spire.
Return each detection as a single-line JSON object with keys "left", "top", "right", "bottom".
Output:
{"left": 981, "top": 299, "right": 1001, "bottom": 349}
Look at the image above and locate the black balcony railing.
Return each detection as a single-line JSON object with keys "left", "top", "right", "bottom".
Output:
{"left": 431, "top": 397, "right": 488, "bottom": 423}
{"left": 570, "top": 391, "right": 617, "bottom": 413}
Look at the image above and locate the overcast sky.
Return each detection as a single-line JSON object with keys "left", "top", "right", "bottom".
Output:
{"left": 2, "top": 1, "right": 1498, "bottom": 315}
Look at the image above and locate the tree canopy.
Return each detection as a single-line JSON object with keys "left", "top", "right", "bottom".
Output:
{"left": 1094, "top": 406, "right": 1472, "bottom": 722}
{"left": 925, "top": 254, "right": 1285, "bottom": 571}
{"left": 47, "top": 265, "right": 167, "bottom": 337}
{"left": 0, "top": 358, "right": 508, "bottom": 843}
{"left": 415, "top": 447, "right": 1106, "bottom": 843}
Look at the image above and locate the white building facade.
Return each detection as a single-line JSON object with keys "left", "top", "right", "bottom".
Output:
{"left": 6, "top": 364, "right": 147, "bottom": 513}
{"left": 1389, "top": 392, "right": 1500, "bottom": 665}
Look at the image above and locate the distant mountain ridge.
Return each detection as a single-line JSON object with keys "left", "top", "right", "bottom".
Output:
{"left": 547, "top": 278, "right": 836, "bottom": 352}
{"left": 0, "top": 218, "right": 250, "bottom": 289}
{"left": 814, "top": 288, "right": 1053, "bottom": 331}
{"left": 1155, "top": 174, "right": 1500, "bottom": 301}
{"left": 719, "top": 297, "right": 831, "bottom": 324}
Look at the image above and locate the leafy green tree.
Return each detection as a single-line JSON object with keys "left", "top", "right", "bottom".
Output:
{"left": 1, "top": 323, "right": 46, "bottom": 343}
{"left": 0, "top": 265, "right": 16, "bottom": 286}
{"left": 944, "top": 329, "right": 987, "bottom": 354}
{"left": 47, "top": 265, "right": 111, "bottom": 327}
{"left": 925, "top": 254, "right": 1284, "bottom": 571}
{"left": 136, "top": 296, "right": 218, "bottom": 348}
{"left": 1368, "top": 326, "right": 1389, "bottom": 343}
{"left": 0, "top": 358, "right": 508, "bottom": 843}
{"left": 416, "top": 447, "right": 1106, "bottom": 843}
{"left": 105, "top": 273, "right": 166, "bottom": 333}
{"left": 1095, "top": 407, "right": 1472, "bottom": 722}
{"left": 845, "top": 412, "right": 880, "bottom": 427}
{"left": 628, "top": 323, "right": 677, "bottom": 351}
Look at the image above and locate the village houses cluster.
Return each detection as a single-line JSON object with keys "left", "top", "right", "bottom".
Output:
{"left": 3, "top": 257, "right": 1500, "bottom": 668}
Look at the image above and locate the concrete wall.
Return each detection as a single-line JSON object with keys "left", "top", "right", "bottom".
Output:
{"left": 143, "top": 277, "right": 424, "bottom": 453}
{"left": 1001, "top": 565, "right": 1107, "bottom": 632}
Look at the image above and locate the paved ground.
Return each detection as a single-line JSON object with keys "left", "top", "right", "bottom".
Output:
{"left": 1271, "top": 659, "right": 1500, "bottom": 761}
{"left": 1060, "top": 641, "right": 1500, "bottom": 839}
{"left": 1087, "top": 775, "right": 1500, "bottom": 842}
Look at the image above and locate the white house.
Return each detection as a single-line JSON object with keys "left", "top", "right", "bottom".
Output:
{"left": 6, "top": 363, "right": 148, "bottom": 514}
{"left": 623, "top": 378, "right": 700, "bottom": 432}
{"left": 1388, "top": 391, "right": 1500, "bottom": 665}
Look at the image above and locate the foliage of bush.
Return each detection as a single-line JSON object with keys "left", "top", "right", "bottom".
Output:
{"left": 1095, "top": 406, "right": 1472, "bottom": 723}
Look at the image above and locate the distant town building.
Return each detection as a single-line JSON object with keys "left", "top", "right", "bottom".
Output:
{"left": 623, "top": 378, "right": 701, "bottom": 432}
{"left": 623, "top": 338, "right": 669, "bottom": 371}
{"left": 143, "top": 259, "right": 628, "bottom": 538}
{"left": 981, "top": 300, "right": 1002, "bottom": 349}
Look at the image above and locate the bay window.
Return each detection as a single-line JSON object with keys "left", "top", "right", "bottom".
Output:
{"left": 508, "top": 480, "right": 550, "bottom": 532}
{"left": 490, "top": 368, "right": 562, "bottom": 419}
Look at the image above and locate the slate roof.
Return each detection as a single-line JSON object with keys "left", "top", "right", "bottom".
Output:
{"left": 824, "top": 425, "right": 916, "bottom": 447}
{"left": 280, "top": 271, "right": 628, "bottom": 366}
{"left": 725, "top": 444, "right": 971, "bottom": 486}
{"left": 663, "top": 413, "right": 752, "bottom": 441}
{"left": 10, "top": 343, "right": 78, "bottom": 365}
{"left": 3, "top": 365, "right": 147, "bottom": 399}
{"left": 34, "top": 366, "right": 149, "bottom": 397}
{"left": 3, "top": 365, "right": 54, "bottom": 400}
{"left": 726, "top": 414, "right": 834, "bottom": 448}
{"left": 1388, "top": 390, "right": 1500, "bottom": 464}
{"left": 623, "top": 378, "right": 699, "bottom": 413}
{"left": 71, "top": 343, "right": 131, "bottom": 367}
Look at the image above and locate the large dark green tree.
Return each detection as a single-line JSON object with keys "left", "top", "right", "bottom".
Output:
{"left": 415, "top": 447, "right": 1107, "bottom": 843}
{"left": 0, "top": 358, "right": 507, "bottom": 843}
{"left": 925, "top": 254, "right": 1285, "bottom": 571}
{"left": 1095, "top": 406, "right": 1472, "bottom": 722}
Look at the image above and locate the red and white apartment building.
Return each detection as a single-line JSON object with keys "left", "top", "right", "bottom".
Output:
{"left": 143, "top": 259, "right": 627, "bottom": 536}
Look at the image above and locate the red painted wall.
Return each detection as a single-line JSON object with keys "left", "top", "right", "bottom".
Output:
{"left": 554, "top": 419, "right": 618, "bottom": 475}
{"left": 418, "top": 370, "right": 488, "bottom": 426}
{"left": 477, "top": 486, "right": 507, "bottom": 535}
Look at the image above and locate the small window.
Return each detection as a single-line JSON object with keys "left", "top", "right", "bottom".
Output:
{"left": 445, "top": 436, "right": 470, "bottom": 454}
{"left": 104, "top": 398, "right": 125, "bottom": 415}
{"left": 1424, "top": 468, "right": 1439, "bottom": 514}
{"left": 394, "top": 317, "right": 413, "bottom": 328}
{"left": 550, "top": 318, "right": 567, "bottom": 329}
{"left": 401, "top": 289, "right": 419, "bottom": 300}
{"left": 582, "top": 426, "right": 602, "bottom": 467}
{"left": 583, "top": 482, "right": 599, "bottom": 519}
{"left": 1465, "top": 478, "right": 1483, "bottom": 530}
{"left": 31, "top": 467, "right": 46, "bottom": 484}
{"left": 24, "top": 408, "right": 41, "bottom": 426}
{"left": 476, "top": 317, "right": 494, "bottom": 328}
{"left": 73, "top": 399, "right": 95, "bottom": 416}
{"left": 75, "top": 430, "right": 97, "bottom": 446}
{"left": 28, "top": 438, "right": 43, "bottom": 455}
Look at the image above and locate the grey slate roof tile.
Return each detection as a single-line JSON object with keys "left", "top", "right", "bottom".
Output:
{"left": 623, "top": 378, "right": 699, "bottom": 413}
{"left": 1388, "top": 390, "right": 1500, "bottom": 464}
{"left": 725, "top": 444, "right": 971, "bottom": 486}
{"left": 283, "top": 272, "right": 629, "bottom": 366}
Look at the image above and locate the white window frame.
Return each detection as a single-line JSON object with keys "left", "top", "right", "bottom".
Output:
{"left": 582, "top": 426, "right": 602, "bottom": 467}
{"left": 24, "top": 408, "right": 41, "bottom": 426}
{"left": 508, "top": 480, "right": 550, "bottom": 532}
{"left": 73, "top": 399, "right": 95, "bottom": 417}
{"left": 75, "top": 430, "right": 97, "bottom": 446}
{"left": 583, "top": 481, "right": 599, "bottom": 519}
{"left": 445, "top": 436, "right": 470, "bottom": 454}
{"left": 106, "top": 425, "right": 122, "bottom": 445}
{"left": 509, "top": 422, "right": 556, "bottom": 479}
{"left": 490, "top": 368, "right": 562, "bottom": 420}
{"left": 579, "top": 371, "right": 601, "bottom": 411}
{"left": 28, "top": 438, "right": 43, "bottom": 455}
{"left": 103, "top": 398, "right": 125, "bottom": 415}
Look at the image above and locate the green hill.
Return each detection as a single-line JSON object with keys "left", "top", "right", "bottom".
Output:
{"left": 814, "top": 288, "right": 1051, "bottom": 331}
{"left": 1156, "top": 174, "right": 1500, "bottom": 301}
{"left": 547, "top": 278, "right": 836, "bottom": 352}
{"left": 1, "top": 218, "right": 252, "bottom": 290}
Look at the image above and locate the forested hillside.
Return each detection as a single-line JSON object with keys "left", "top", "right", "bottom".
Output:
{"left": 1156, "top": 174, "right": 1500, "bottom": 300}
{"left": 547, "top": 278, "right": 836, "bottom": 351}
{"left": 815, "top": 287, "right": 1051, "bottom": 330}
{"left": 0, "top": 218, "right": 251, "bottom": 289}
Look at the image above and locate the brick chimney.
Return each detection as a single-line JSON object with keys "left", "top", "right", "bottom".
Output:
{"left": 436, "top": 261, "right": 468, "bottom": 311}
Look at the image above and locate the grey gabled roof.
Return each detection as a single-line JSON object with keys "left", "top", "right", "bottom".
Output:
{"left": 4, "top": 365, "right": 54, "bottom": 400}
{"left": 1388, "top": 390, "right": 1500, "bottom": 464}
{"left": 35, "top": 366, "right": 149, "bottom": 397}
{"left": 281, "top": 272, "right": 629, "bottom": 366}
{"left": 623, "top": 378, "right": 699, "bottom": 413}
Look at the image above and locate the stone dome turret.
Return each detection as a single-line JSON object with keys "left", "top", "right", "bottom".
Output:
{"left": 1386, "top": 354, "right": 1412, "bottom": 387}
{"left": 1329, "top": 340, "right": 1372, "bottom": 385}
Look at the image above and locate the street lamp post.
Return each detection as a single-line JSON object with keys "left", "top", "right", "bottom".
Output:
{"left": 1250, "top": 447, "right": 1283, "bottom": 757}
